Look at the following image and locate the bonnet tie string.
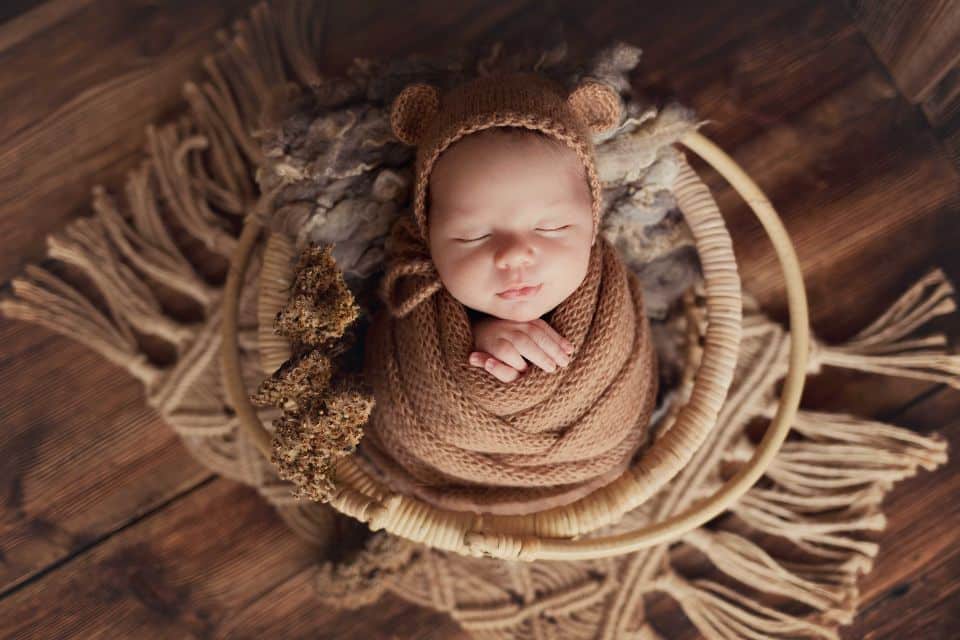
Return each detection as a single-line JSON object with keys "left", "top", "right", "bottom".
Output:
{"left": 379, "top": 215, "right": 444, "bottom": 318}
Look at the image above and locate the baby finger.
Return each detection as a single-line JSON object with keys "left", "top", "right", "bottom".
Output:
{"left": 524, "top": 324, "right": 571, "bottom": 367}
{"left": 509, "top": 331, "right": 559, "bottom": 373}
{"left": 484, "top": 356, "right": 521, "bottom": 383}
{"left": 532, "top": 318, "right": 575, "bottom": 354}
{"left": 489, "top": 338, "right": 528, "bottom": 371}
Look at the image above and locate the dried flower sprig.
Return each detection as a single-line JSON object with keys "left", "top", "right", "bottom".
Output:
{"left": 269, "top": 375, "right": 374, "bottom": 503}
{"left": 251, "top": 241, "right": 375, "bottom": 503}
{"left": 275, "top": 243, "right": 360, "bottom": 348}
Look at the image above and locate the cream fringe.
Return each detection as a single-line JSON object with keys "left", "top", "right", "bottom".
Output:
{"left": 813, "top": 269, "right": 960, "bottom": 388}
{"left": 0, "top": 1, "right": 955, "bottom": 638}
{"left": 666, "top": 273, "right": 955, "bottom": 638}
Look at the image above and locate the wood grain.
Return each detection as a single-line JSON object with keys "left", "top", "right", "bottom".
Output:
{"left": 0, "top": 319, "right": 211, "bottom": 598}
{"left": 1, "top": 0, "right": 958, "bottom": 638}
{"left": 0, "top": 479, "right": 322, "bottom": 638}
{"left": 0, "top": 0, "right": 259, "bottom": 284}
{"left": 0, "top": 0, "right": 258, "bottom": 609}
{"left": 222, "top": 580, "right": 468, "bottom": 639}
{"left": 845, "top": 0, "right": 960, "bottom": 171}
{"left": 844, "top": 0, "right": 960, "bottom": 103}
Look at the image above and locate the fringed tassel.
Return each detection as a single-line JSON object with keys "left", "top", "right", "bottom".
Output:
{"left": 655, "top": 573, "right": 839, "bottom": 640}
{"left": 781, "top": 409, "right": 948, "bottom": 477}
{"left": 146, "top": 122, "right": 238, "bottom": 256}
{"left": 814, "top": 269, "right": 960, "bottom": 389}
{"left": 731, "top": 489, "right": 884, "bottom": 563}
{"left": 683, "top": 529, "right": 855, "bottom": 620}
{"left": 1, "top": 265, "right": 161, "bottom": 388}
{"left": 276, "top": 0, "right": 328, "bottom": 88}
{"left": 101, "top": 174, "right": 217, "bottom": 305}
{"left": 738, "top": 408, "right": 948, "bottom": 502}
{"left": 47, "top": 214, "right": 196, "bottom": 350}
{"left": 723, "top": 406, "right": 947, "bottom": 575}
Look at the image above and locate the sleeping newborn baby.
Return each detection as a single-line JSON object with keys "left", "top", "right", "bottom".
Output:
{"left": 357, "top": 71, "right": 659, "bottom": 515}
{"left": 427, "top": 126, "right": 587, "bottom": 382}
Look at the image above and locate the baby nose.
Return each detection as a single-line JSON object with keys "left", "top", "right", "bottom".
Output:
{"left": 494, "top": 235, "right": 535, "bottom": 269}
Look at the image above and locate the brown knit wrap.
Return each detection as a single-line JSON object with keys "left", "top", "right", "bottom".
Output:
{"left": 353, "top": 71, "right": 658, "bottom": 515}
{"left": 356, "top": 216, "right": 659, "bottom": 515}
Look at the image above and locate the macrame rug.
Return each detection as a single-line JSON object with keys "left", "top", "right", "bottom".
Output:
{"left": 2, "top": 2, "right": 957, "bottom": 638}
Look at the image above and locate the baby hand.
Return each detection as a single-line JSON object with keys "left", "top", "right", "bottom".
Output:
{"left": 468, "top": 317, "right": 576, "bottom": 383}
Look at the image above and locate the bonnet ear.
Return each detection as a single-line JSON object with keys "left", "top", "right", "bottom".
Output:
{"left": 567, "top": 80, "right": 622, "bottom": 134}
{"left": 390, "top": 82, "right": 440, "bottom": 145}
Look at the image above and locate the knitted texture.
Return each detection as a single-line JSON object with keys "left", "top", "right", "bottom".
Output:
{"left": 356, "top": 71, "right": 658, "bottom": 514}
{"left": 359, "top": 214, "right": 658, "bottom": 514}
{"left": 391, "top": 70, "right": 621, "bottom": 249}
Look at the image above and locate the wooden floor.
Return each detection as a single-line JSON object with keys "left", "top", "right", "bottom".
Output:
{"left": 1, "top": 1, "right": 958, "bottom": 638}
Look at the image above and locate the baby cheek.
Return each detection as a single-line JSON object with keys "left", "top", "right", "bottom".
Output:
{"left": 435, "top": 249, "right": 491, "bottom": 296}
{"left": 546, "top": 234, "right": 588, "bottom": 261}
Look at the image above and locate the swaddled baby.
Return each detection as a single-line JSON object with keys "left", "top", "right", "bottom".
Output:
{"left": 357, "top": 71, "right": 658, "bottom": 515}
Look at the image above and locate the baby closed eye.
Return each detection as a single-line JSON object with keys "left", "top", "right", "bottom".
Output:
{"left": 455, "top": 226, "right": 571, "bottom": 243}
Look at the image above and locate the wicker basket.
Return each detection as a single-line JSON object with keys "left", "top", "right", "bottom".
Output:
{"left": 220, "top": 131, "right": 810, "bottom": 561}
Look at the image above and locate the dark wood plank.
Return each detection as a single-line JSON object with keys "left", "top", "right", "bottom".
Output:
{"left": 613, "top": 0, "right": 960, "bottom": 416}
{"left": 693, "top": 66, "right": 960, "bottom": 337}
{"left": 0, "top": 0, "right": 274, "bottom": 600}
{"left": 558, "top": 0, "right": 960, "bottom": 343}
{"left": 922, "top": 65, "right": 960, "bottom": 171}
{"left": 844, "top": 0, "right": 960, "bottom": 172}
{"left": 2, "top": 470, "right": 465, "bottom": 638}
{"left": 688, "top": 59, "right": 959, "bottom": 415}
{"left": 1, "top": 0, "right": 958, "bottom": 638}
{"left": 314, "top": 0, "right": 533, "bottom": 73}
{"left": 0, "top": 0, "right": 259, "bottom": 284}
{"left": 843, "top": 0, "right": 960, "bottom": 103}
{"left": 701, "top": 63, "right": 960, "bottom": 416}
{"left": 0, "top": 0, "right": 50, "bottom": 26}
{"left": 222, "top": 578, "right": 468, "bottom": 639}
{"left": 0, "top": 317, "right": 212, "bottom": 597}
{"left": 0, "top": 479, "right": 323, "bottom": 638}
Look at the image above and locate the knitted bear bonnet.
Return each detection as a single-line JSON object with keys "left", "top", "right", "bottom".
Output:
{"left": 389, "top": 71, "right": 623, "bottom": 250}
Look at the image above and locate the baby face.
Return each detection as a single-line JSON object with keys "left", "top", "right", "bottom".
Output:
{"left": 427, "top": 130, "right": 594, "bottom": 323}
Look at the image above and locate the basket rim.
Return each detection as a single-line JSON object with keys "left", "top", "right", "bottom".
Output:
{"left": 221, "top": 130, "right": 809, "bottom": 561}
